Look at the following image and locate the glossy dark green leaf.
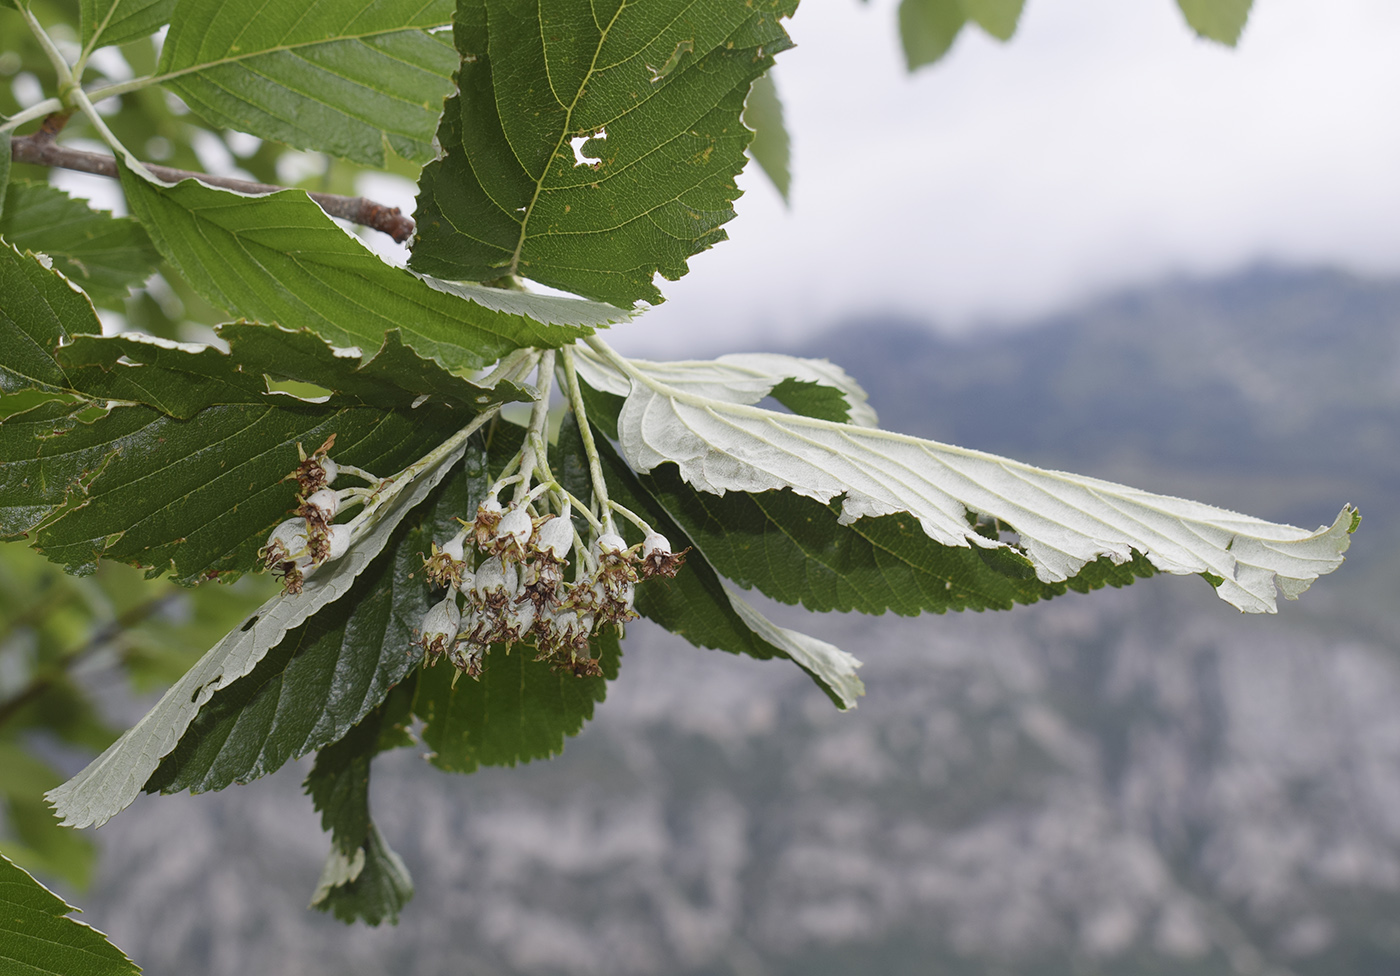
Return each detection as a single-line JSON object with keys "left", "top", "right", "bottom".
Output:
{"left": 144, "top": 446, "right": 480, "bottom": 792}
{"left": 57, "top": 333, "right": 267, "bottom": 418}
{"left": 3, "top": 397, "right": 454, "bottom": 581}
{"left": 636, "top": 462, "right": 1156, "bottom": 616}
{"left": 768, "top": 377, "right": 855, "bottom": 424}
{"left": 0, "top": 852, "right": 139, "bottom": 976}
{"left": 899, "top": 0, "right": 967, "bottom": 70}
{"left": 744, "top": 72, "right": 790, "bottom": 202}
{"left": 0, "top": 181, "right": 160, "bottom": 308}
{"left": 304, "top": 679, "right": 416, "bottom": 860}
{"left": 409, "top": 0, "right": 797, "bottom": 306}
{"left": 81, "top": 0, "right": 174, "bottom": 49}
{"left": 157, "top": 0, "right": 456, "bottom": 164}
{"left": 1177, "top": 0, "right": 1253, "bottom": 45}
{"left": 0, "top": 243, "right": 89, "bottom": 396}
{"left": 215, "top": 323, "right": 526, "bottom": 413}
{"left": 311, "top": 822, "right": 413, "bottom": 927}
{"left": 118, "top": 164, "right": 622, "bottom": 375}
{"left": 414, "top": 629, "right": 620, "bottom": 774}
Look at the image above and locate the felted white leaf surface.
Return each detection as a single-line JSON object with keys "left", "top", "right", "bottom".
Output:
{"left": 574, "top": 348, "right": 877, "bottom": 426}
{"left": 578, "top": 341, "right": 1356, "bottom": 614}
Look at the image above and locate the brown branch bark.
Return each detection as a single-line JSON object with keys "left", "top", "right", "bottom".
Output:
{"left": 9, "top": 133, "right": 417, "bottom": 243}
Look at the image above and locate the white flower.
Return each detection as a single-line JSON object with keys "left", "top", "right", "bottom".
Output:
{"left": 326, "top": 524, "right": 352, "bottom": 561}
{"left": 536, "top": 513, "right": 574, "bottom": 561}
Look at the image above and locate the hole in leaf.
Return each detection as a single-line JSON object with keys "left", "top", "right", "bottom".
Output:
{"left": 240, "top": 616, "right": 259, "bottom": 632}
{"left": 569, "top": 129, "right": 606, "bottom": 168}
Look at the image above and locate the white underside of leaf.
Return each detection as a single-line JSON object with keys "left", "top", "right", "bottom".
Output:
{"left": 310, "top": 845, "right": 366, "bottom": 907}
{"left": 580, "top": 344, "right": 1355, "bottom": 614}
{"left": 418, "top": 276, "right": 632, "bottom": 331}
{"left": 725, "top": 587, "right": 865, "bottom": 709}
{"left": 574, "top": 349, "right": 877, "bottom": 427}
{"left": 46, "top": 438, "right": 472, "bottom": 829}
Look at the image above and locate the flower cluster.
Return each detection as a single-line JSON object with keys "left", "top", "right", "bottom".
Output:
{"left": 258, "top": 438, "right": 373, "bottom": 594}
{"left": 416, "top": 495, "right": 686, "bottom": 679}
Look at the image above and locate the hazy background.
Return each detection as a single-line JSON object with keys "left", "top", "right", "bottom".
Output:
{"left": 18, "top": 1, "right": 1400, "bottom": 973}
{"left": 601, "top": 0, "right": 1400, "bottom": 355}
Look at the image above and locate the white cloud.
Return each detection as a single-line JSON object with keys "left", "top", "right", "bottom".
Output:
{"left": 605, "top": 0, "right": 1400, "bottom": 357}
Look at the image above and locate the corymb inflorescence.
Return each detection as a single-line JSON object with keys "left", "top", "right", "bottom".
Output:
{"left": 258, "top": 435, "right": 385, "bottom": 595}
{"left": 416, "top": 492, "right": 684, "bottom": 679}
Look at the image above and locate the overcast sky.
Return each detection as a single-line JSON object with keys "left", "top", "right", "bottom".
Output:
{"left": 601, "top": 0, "right": 1400, "bottom": 358}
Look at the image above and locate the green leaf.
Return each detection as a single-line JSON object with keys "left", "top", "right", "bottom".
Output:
{"left": 304, "top": 679, "right": 416, "bottom": 860}
{"left": 81, "top": 0, "right": 175, "bottom": 50}
{"left": 961, "top": 0, "right": 1024, "bottom": 41}
{"left": 144, "top": 445, "right": 480, "bottom": 794}
{"left": 0, "top": 182, "right": 160, "bottom": 309}
{"left": 215, "top": 323, "right": 526, "bottom": 414}
{"left": 1176, "top": 0, "right": 1253, "bottom": 45}
{"left": 0, "top": 744, "right": 96, "bottom": 891}
{"left": 560, "top": 407, "right": 863, "bottom": 709}
{"left": 118, "top": 165, "right": 622, "bottom": 375}
{"left": 47, "top": 423, "right": 476, "bottom": 829}
{"left": 54, "top": 325, "right": 528, "bottom": 419}
{"left": 744, "top": 72, "right": 791, "bottom": 202}
{"left": 7, "top": 398, "right": 450, "bottom": 579}
{"left": 56, "top": 333, "right": 268, "bottom": 419}
{"left": 0, "top": 852, "right": 139, "bottom": 976}
{"left": 634, "top": 460, "right": 1157, "bottom": 617}
{"left": 310, "top": 821, "right": 413, "bottom": 926}
{"left": 899, "top": 0, "right": 967, "bottom": 70}
{"left": 155, "top": 0, "right": 457, "bottom": 164}
{"left": 414, "top": 629, "right": 620, "bottom": 774}
{"left": 409, "top": 0, "right": 798, "bottom": 306}
{"left": 0, "top": 243, "right": 89, "bottom": 396}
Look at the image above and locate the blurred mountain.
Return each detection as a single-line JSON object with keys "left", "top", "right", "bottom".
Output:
{"left": 75, "top": 266, "right": 1400, "bottom": 976}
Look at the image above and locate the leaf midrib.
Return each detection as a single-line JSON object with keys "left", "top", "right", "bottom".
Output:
{"left": 505, "top": 1, "right": 629, "bottom": 278}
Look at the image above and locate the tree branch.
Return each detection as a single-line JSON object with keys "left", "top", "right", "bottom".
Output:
{"left": 9, "top": 133, "right": 417, "bottom": 243}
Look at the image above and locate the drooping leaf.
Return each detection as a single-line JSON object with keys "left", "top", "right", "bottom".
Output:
{"left": 559, "top": 409, "right": 864, "bottom": 708}
{"left": 304, "top": 679, "right": 417, "bottom": 860}
{"left": 46, "top": 425, "right": 475, "bottom": 829}
{"left": 0, "top": 852, "right": 139, "bottom": 976}
{"left": 961, "top": 0, "right": 1025, "bottom": 41}
{"left": 414, "top": 629, "right": 621, "bottom": 774}
{"left": 744, "top": 71, "right": 791, "bottom": 202}
{"left": 1177, "top": 0, "right": 1253, "bottom": 46}
{"left": 0, "top": 243, "right": 89, "bottom": 396}
{"left": 81, "top": 0, "right": 174, "bottom": 50}
{"left": 117, "top": 165, "right": 625, "bottom": 375}
{"left": 0, "top": 182, "right": 159, "bottom": 309}
{"left": 144, "top": 445, "right": 480, "bottom": 794}
{"left": 899, "top": 0, "right": 967, "bottom": 70}
{"left": 310, "top": 821, "right": 413, "bottom": 926}
{"left": 409, "top": 0, "right": 798, "bottom": 306}
{"left": 576, "top": 349, "right": 877, "bottom": 427}
{"left": 155, "top": 0, "right": 457, "bottom": 164}
{"left": 576, "top": 344, "right": 1357, "bottom": 613}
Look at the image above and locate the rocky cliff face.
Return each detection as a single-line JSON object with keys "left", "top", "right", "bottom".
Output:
{"left": 77, "top": 266, "right": 1400, "bottom": 976}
